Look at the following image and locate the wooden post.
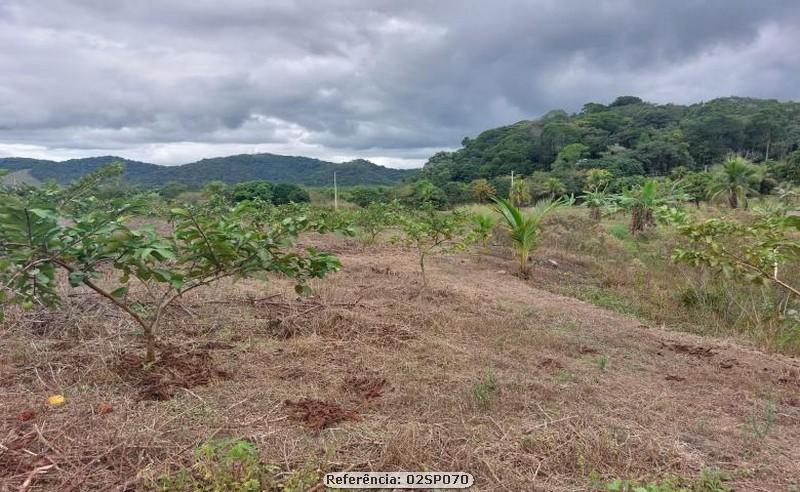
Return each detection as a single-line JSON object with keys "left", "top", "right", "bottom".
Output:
{"left": 333, "top": 171, "right": 338, "bottom": 210}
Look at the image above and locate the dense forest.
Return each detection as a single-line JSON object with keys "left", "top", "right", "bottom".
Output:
{"left": 0, "top": 153, "right": 412, "bottom": 187}
{"left": 414, "top": 96, "right": 800, "bottom": 203}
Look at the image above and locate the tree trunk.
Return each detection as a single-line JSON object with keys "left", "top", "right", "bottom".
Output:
{"left": 630, "top": 207, "right": 644, "bottom": 234}
{"left": 589, "top": 206, "right": 601, "bottom": 222}
{"left": 144, "top": 324, "right": 156, "bottom": 363}
{"left": 728, "top": 190, "right": 738, "bottom": 209}
{"left": 765, "top": 134, "right": 771, "bottom": 161}
{"left": 518, "top": 249, "right": 530, "bottom": 277}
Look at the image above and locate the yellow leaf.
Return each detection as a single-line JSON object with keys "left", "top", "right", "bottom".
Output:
{"left": 47, "top": 395, "right": 66, "bottom": 406}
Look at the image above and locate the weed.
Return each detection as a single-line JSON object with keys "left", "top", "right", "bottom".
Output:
{"left": 594, "top": 355, "right": 609, "bottom": 371}
{"left": 158, "top": 438, "right": 267, "bottom": 492}
{"left": 556, "top": 369, "right": 576, "bottom": 383}
{"left": 596, "top": 468, "right": 730, "bottom": 491}
{"left": 280, "top": 463, "right": 322, "bottom": 492}
{"left": 472, "top": 369, "right": 498, "bottom": 408}
{"left": 155, "top": 438, "right": 322, "bottom": 491}
{"left": 576, "top": 286, "right": 638, "bottom": 316}
{"left": 606, "top": 222, "right": 632, "bottom": 242}
{"left": 743, "top": 400, "right": 776, "bottom": 444}
{"left": 695, "top": 468, "right": 731, "bottom": 491}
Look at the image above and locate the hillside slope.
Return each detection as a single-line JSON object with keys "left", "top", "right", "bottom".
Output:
{"left": 0, "top": 153, "right": 414, "bottom": 187}
{"left": 1, "top": 233, "right": 797, "bottom": 490}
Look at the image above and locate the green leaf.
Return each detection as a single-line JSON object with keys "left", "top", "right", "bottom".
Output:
{"left": 110, "top": 286, "right": 128, "bottom": 298}
{"left": 28, "top": 208, "right": 58, "bottom": 220}
{"left": 295, "top": 284, "right": 312, "bottom": 296}
{"left": 68, "top": 271, "right": 86, "bottom": 287}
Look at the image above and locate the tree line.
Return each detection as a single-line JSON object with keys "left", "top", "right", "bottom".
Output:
{"left": 404, "top": 96, "right": 800, "bottom": 206}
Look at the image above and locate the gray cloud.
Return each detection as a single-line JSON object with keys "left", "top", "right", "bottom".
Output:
{"left": 1, "top": 0, "right": 799, "bottom": 168}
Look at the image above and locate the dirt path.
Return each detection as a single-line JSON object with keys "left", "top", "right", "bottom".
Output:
{"left": 1, "top": 238, "right": 799, "bottom": 491}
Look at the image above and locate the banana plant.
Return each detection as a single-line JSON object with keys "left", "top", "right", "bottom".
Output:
{"left": 492, "top": 196, "right": 572, "bottom": 276}
{"left": 582, "top": 188, "right": 612, "bottom": 221}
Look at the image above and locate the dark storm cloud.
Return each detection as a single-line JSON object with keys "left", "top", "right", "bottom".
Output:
{"left": 1, "top": 0, "right": 799, "bottom": 167}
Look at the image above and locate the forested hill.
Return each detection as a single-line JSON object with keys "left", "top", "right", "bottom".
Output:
{"left": 419, "top": 96, "right": 800, "bottom": 185}
{"left": 0, "top": 153, "right": 414, "bottom": 187}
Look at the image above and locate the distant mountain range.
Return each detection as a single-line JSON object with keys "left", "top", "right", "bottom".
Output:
{"left": 0, "top": 153, "right": 416, "bottom": 187}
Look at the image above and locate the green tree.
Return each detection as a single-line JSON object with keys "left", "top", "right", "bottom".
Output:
{"left": 271, "top": 183, "right": 310, "bottom": 204}
{"left": 552, "top": 143, "right": 589, "bottom": 171}
{"left": 633, "top": 138, "right": 695, "bottom": 175}
{"left": 345, "top": 186, "right": 388, "bottom": 208}
{"left": 679, "top": 171, "right": 712, "bottom": 207}
{"left": 709, "top": 156, "right": 758, "bottom": 209}
{"left": 397, "top": 179, "right": 448, "bottom": 208}
{"left": 768, "top": 151, "right": 800, "bottom": 185}
{"left": 233, "top": 180, "right": 273, "bottom": 203}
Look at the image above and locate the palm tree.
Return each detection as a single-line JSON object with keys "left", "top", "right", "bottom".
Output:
{"left": 509, "top": 178, "right": 531, "bottom": 206}
{"left": 709, "top": 156, "right": 758, "bottom": 209}
{"left": 471, "top": 179, "right": 496, "bottom": 203}
{"left": 543, "top": 177, "right": 567, "bottom": 199}
{"left": 585, "top": 168, "right": 613, "bottom": 192}
{"left": 492, "top": 196, "right": 571, "bottom": 276}
{"left": 470, "top": 213, "right": 496, "bottom": 257}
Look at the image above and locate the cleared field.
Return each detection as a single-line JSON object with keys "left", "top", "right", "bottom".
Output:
{"left": 1, "top": 232, "right": 799, "bottom": 491}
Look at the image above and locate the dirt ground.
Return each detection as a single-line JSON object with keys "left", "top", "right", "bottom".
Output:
{"left": 1, "top": 233, "right": 799, "bottom": 491}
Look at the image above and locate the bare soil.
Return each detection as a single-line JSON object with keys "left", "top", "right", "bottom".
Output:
{"left": 1, "top": 234, "right": 799, "bottom": 491}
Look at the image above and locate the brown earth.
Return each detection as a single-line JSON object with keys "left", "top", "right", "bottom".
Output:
{"left": 1, "top": 234, "right": 799, "bottom": 491}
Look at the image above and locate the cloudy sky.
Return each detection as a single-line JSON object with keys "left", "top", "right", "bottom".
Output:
{"left": 1, "top": 1, "right": 799, "bottom": 168}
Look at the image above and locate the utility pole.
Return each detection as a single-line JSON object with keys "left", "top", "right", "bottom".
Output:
{"left": 510, "top": 170, "right": 514, "bottom": 198}
{"left": 333, "top": 171, "right": 338, "bottom": 210}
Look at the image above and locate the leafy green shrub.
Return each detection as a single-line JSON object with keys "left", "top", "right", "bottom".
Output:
{"left": 394, "top": 204, "right": 467, "bottom": 286}
{"left": 673, "top": 211, "right": 800, "bottom": 299}
{"left": 0, "top": 196, "right": 340, "bottom": 362}
{"left": 156, "top": 438, "right": 322, "bottom": 492}
{"left": 354, "top": 201, "right": 400, "bottom": 244}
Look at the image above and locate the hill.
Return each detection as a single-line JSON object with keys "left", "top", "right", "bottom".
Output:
{"left": 0, "top": 153, "right": 414, "bottom": 187}
{"left": 418, "top": 96, "right": 800, "bottom": 186}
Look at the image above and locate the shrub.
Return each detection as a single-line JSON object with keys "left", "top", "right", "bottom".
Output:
{"left": 0, "top": 198, "right": 340, "bottom": 362}
{"left": 395, "top": 204, "right": 467, "bottom": 287}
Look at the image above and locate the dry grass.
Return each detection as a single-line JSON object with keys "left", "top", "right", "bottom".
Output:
{"left": 1, "top": 232, "right": 799, "bottom": 491}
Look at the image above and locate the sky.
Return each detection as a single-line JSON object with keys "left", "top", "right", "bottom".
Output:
{"left": 1, "top": 1, "right": 799, "bottom": 169}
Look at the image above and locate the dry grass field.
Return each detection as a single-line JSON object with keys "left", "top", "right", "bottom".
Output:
{"left": 2, "top": 231, "right": 799, "bottom": 491}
